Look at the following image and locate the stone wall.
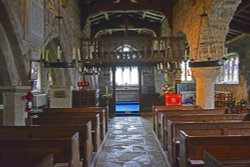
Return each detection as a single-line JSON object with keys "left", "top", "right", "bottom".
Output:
{"left": 218, "top": 35, "right": 250, "bottom": 102}
{"left": 172, "top": 0, "right": 241, "bottom": 60}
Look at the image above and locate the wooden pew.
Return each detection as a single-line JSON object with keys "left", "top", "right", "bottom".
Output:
{"left": 0, "top": 124, "right": 92, "bottom": 167}
{"left": 29, "top": 110, "right": 105, "bottom": 140}
{"left": 42, "top": 107, "right": 107, "bottom": 139}
{"left": 28, "top": 115, "right": 101, "bottom": 152}
{"left": 204, "top": 151, "right": 250, "bottom": 167}
{"left": 0, "top": 132, "right": 81, "bottom": 167}
{"left": 179, "top": 129, "right": 250, "bottom": 167}
{"left": 155, "top": 108, "right": 225, "bottom": 138}
{"left": 152, "top": 105, "right": 201, "bottom": 134}
{"left": 161, "top": 113, "right": 246, "bottom": 149}
{"left": 168, "top": 120, "right": 250, "bottom": 167}
{"left": 0, "top": 154, "right": 54, "bottom": 167}
{"left": 0, "top": 109, "right": 3, "bottom": 126}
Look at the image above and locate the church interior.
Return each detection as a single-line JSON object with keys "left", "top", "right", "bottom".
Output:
{"left": 1, "top": 0, "right": 250, "bottom": 166}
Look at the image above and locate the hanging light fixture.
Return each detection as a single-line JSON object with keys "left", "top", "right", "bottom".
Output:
{"left": 39, "top": 1, "right": 81, "bottom": 68}
{"left": 189, "top": 1, "right": 224, "bottom": 68}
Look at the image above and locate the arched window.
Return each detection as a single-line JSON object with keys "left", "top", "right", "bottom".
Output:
{"left": 216, "top": 53, "right": 239, "bottom": 84}
{"left": 181, "top": 60, "right": 193, "bottom": 82}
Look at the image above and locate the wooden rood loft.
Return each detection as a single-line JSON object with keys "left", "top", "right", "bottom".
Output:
{"left": 81, "top": 36, "right": 185, "bottom": 68}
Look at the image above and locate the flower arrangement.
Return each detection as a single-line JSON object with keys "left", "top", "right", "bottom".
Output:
{"left": 161, "top": 81, "right": 176, "bottom": 95}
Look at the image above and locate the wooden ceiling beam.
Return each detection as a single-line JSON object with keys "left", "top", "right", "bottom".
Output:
{"left": 78, "top": 0, "right": 176, "bottom": 29}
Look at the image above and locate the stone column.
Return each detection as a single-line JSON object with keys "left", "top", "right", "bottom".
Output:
{"left": 191, "top": 67, "right": 221, "bottom": 109}
{"left": 0, "top": 86, "right": 31, "bottom": 125}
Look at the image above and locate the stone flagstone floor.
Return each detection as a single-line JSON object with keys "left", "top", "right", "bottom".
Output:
{"left": 93, "top": 116, "right": 169, "bottom": 167}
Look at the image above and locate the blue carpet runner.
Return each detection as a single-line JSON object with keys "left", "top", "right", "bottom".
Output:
{"left": 115, "top": 101, "right": 140, "bottom": 115}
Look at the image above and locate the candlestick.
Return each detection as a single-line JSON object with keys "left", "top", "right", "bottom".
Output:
{"left": 72, "top": 47, "right": 76, "bottom": 60}
{"left": 201, "top": 50, "right": 204, "bottom": 61}
{"left": 42, "top": 47, "right": 45, "bottom": 60}
{"left": 57, "top": 46, "right": 60, "bottom": 60}
{"left": 46, "top": 50, "right": 49, "bottom": 61}
{"left": 105, "top": 86, "right": 108, "bottom": 94}
{"left": 184, "top": 50, "right": 187, "bottom": 61}
{"left": 208, "top": 45, "right": 211, "bottom": 58}
{"left": 156, "top": 64, "right": 160, "bottom": 70}
{"left": 160, "top": 63, "right": 163, "bottom": 70}
{"left": 77, "top": 48, "right": 81, "bottom": 61}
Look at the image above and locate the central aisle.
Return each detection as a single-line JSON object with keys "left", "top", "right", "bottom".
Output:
{"left": 94, "top": 116, "right": 169, "bottom": 167}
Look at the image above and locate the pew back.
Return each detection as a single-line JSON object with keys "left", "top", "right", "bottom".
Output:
{"left": 155, "top": 109, "right": 225, "bottom": 137}
{"left": 28, "top": 111, "right": 105, "bottom": 139}
{"left": 0, "top": 124, "right": 92, "bottom": 167}
{"left": 179, "top": 130, "right": 250, "bottom": 167}
{"left": 29, "top": 116, "right": 100, "bottom": 152}
{"left": 152, "top": 105, "right": 201, "bottom": 133}
{"left": 42, "top": 107, "right": 107, "bottom": 138}
{"left": 0, "top": 132, "right": 80, "bottom": 167}
{"left": 168, "top": 120, "right": 250, "bottom": 167}
{"left": 161, "top": 114, "right": 246, "bottom": 149}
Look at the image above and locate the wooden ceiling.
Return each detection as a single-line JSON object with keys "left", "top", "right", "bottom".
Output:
{"left": 78, "top": 0, "right": 250, "bottom": 42}
{"left": 226, "top": 0, "right": 250, "bottom": 42}
{"left": 78, "top": 0, "right": 176, "bottom": 37}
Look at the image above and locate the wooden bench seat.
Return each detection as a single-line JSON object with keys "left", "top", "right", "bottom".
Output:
{"left": 42, "top": 107, "right": 108, "bottom": 139}
{"left": 204, "top": 151, "right": 250, "bottom": 167}
{"left": 168, "top": 120, "right": 250, "bottom": 167}
{"left": 28, "top": 115, "right": 101, "bottom": 153}
{"left": 155, "top": 108, "right": 225, "bottom": 138}
{"left": 179, "top": 130, "right": 250, "bottom": 167}
{"left": 161, "top": 113, "right": 246, "bottom": 150}
{"left": 0, "top": 154, "right": 54, "bottom": 167}
{"left": 28, "top": 110, "right": 105, "bottom": 141}
{"left": 152, "top": 105, "right": 201, "bottom": 134}
{"left": 0, "top": 124, "right": 92, "bottom": 167}
{"left": 0, "top": 132, "right": 80, "bottom": 167}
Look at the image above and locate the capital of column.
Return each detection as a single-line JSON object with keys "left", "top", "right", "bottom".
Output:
{"left": 191, "top": 66, "right": 221, "bottom": 80}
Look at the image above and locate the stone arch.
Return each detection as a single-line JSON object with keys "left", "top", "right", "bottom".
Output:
{"left": 172, "top": 0, "right": 241, "bottom": 60}
{"left": 0, "top": 1, "right": 29, "bottom": 86}
{"left": 44, "top": 37, "right": 72, "bottom": 86}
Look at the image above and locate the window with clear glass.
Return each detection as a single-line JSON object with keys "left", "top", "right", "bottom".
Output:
{"left": 181, "top": 60, "right": 193, "bottom": 82}
{"left": 216, "top": 53, "right": 239, "bottom": 84}
{"left": 115, "top": 67, "right": 139, "bottom": 85}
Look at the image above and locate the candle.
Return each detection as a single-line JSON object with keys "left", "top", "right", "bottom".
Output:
{"left": 184, "top": 50, "right": 187, "bottom": 60}
{"left": 72, "top": 47, "right": 76, "bottom": 60}
{"left": 46, "top": 50, "right": 49, "bottom": 61}
{"left": 201, "top": 50, "right": 204, "bottom": 61}
{"left": 105, "top": 86, "right": 108, "bottom": 94}
{"left": 208, "top": 45, "right": 211, "bottom": 58}
{"left": 175, "top": 62, "right": 178, "bottom": 68}
{"left": 42, "top": 47, "right": 45, "bottom": 60}
{"left": 156, "top": 64, "right": 160, "bottom": 70}
{"left": 57, "top": 46, "right": 60, "bottom": 60}
{"left": 77, "top": 48, "right": 81, "bottom": 61}
{"left": 160, "top": 63, "right": 163, "bottom": 70}
{"left": 38, "top": 47, "right": 41, "bottom": 60}
{"left": 167, "top": 62, "right": 170, "bottom": 69}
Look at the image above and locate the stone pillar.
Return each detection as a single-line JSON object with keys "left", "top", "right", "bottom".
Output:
{"left": 191, "top": 67, "right": 221, "bottom": 109}
{"left": 0, "top": 86, "right": 31, "bottom": 125}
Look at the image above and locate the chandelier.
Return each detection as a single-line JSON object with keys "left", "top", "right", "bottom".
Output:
{"left": 39, "top": 1, "right": 81, "bottom": 68}
{"left": 189, "top": 2, "right": 224, "bottom": 68}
